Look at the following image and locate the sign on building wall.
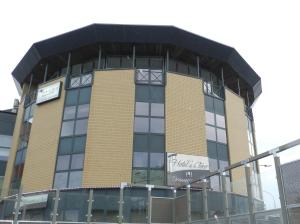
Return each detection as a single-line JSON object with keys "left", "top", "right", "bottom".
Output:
{"left": 36, "top": 82, "right": 61, "bottom": 105}
{"left": 167, "top": 153, "right": 210, "bottom": 187}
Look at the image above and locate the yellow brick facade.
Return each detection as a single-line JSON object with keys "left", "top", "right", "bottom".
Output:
{"left": 165, "top": 73, "right": 207, "bottom": 156}
{"left": 21, "top": 77, "right": 66, "bottom": 192}
{"left": 82, "top": 70, "right": 135, "bottom": 187}
{"left": 225, "top": 88, "right": 250, "bottom": 195}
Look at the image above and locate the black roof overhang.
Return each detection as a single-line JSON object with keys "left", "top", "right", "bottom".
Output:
{"left": 12, "top": 24, "right": 262, "bottom": 103}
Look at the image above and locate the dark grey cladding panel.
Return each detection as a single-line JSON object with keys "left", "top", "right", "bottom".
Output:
{"left": 0, "top": 111, "right": 16, "bottom": 135}
{"left": 12, "top": 24, "right": 261, "bottom": 101}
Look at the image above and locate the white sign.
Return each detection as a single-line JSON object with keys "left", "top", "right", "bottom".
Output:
{"left": 167, "top": 153, "right": 209, "bottom": 172}
{"left": 36, "top": 82, "right": 61, "bottom": 104}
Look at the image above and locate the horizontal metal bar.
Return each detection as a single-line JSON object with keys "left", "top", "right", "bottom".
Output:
{"left": 177, "top": 138, "right": 300, "bottom": 188}
{"left": 286, "top": 203, "right": 300, "bottom": 209}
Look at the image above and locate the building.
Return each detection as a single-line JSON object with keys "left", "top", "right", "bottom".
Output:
{"left": 0, "top": 24, "right": 262, "bottom": 222}
{"left": 0, "top": 106, "right": 17, "bottom": 191}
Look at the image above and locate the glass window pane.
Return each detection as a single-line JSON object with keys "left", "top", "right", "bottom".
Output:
{"left": 151, "top": 103, "right": 164, "bottom": 117}
{"left": 56, "top": 155, "right": 70, "bottom": 171}
{"left": 54, "top": 172, "right": 68, "bottom": 189}
{"left": 136, "top": 58, "right": 149, "bottom": 69}
{"left": 134, "top": 134, "right": 148, "bottom": 152}
{"left": 177, "top": 62, "right": 188, "bottom": 74}
{"left": 134, "top": 117, "right": 149, "bottom": 133}
{"left": 217, "top": 128, "right": 227, "bottom": 144}
{"left": 68, "top": 171, "right": 82, "bottom": 188}
{"left": 150, "top": 153, "right": 164, "bottom": 168}
{"left": 149, "top": 135, "right": 165, "bottom": 152}
{"left": 121, "top": 56, "right": 132, "bottom": 68}
{"left": 75, "top": 119, "right": 88, "bottom": 135}
{"left": 219, "top": 160, "right": 229, "bottom": 170}
{"left": 150, "top": 86, "right": 164, "bottom": 103}
{"left": 71, "top": 64, "right": 81, "bottom": 75}
{"left": 71, "top": 154, "right": 84, "bottom": 170}
{"left": 136, "top": 69, "right": 149, "bottom": 84}
{"left": 70, "top": 77, "right": 81, "bottom": 88}
{"left": 61, "top": 121, "right": 74, "bottom": 137}
{"left": 205, "top": 96, "right": 214, "bottom": 113}
{"left": 65, "top": 90, "right": 79, "bottom": 106}
{"left": 205, "top": 111, "right": 215, "bottom": 125}
{"left": 133, "top": 152, "right": 148, "bottom": 168}
{"left": 81, "top": 74, "right": 92, "bottom": 86}
{"left": 136, "top": 85, "right": 149, "bottom": 102}
{"left": 73, "top": 136, "right": 86, "bottom": 153}
{"left": 217, "top": 144, "right": 228, "bottom": 161}
{"left": 150, "top": 70, "right": 163, "bottom": 85}
{"left": 82, "top": 61, "right": 93, "bottom": 73}
{"left": 206, "top": 125, "right": 216, "bottom": 141}
{"left": 107, "top": 57, "right": 121, "bottom": 68}
{"left": 79, "top": 88, "right": 91, "bottom": 104}
{"left": 149, "top": 170, "right": 164, "bottom": 185}
{"left": 207, "top": 141, "right": 217, "bottom": 159}
{"left": 59, "top": 138, "right": 73, "bottom": 155}
{"left": 77, "top": 104, "right": 90, "bottom": 118}
{"left": 150, "top": 118, "right": 164, "bottom": 134}
{"left": 216, "top": 114, "right": 225, "bottom": 128}
{"left": 150, "top": 58, "right": 163, "bottom": 69}
{"left": 135, "top": 102, "right": 149, "bottom": 116}
{"left": 209, "top": 158, "right": 218, "bottom": 171}
{"left": 214, "top": 98, "right": 224, "bottom": 115}
{"left": 132, "top": 169, "right": 147, "bottom": 184}
{"left": 63, "top": 106, "right": 76, "bottom": 120}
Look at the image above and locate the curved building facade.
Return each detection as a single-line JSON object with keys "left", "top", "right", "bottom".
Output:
{"left": 1, "top": 24, "right": 262, "bottom": 222}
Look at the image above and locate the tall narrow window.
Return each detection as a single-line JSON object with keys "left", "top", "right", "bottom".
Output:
{"left": 54, "top": 86, "right": 91, "bottom": 189}
{"left": 132, "top": 58, "right": 165, "bottom": 185}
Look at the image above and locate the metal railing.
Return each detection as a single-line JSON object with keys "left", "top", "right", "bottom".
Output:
{"left": 0, "top": 138, "right": 299, "bottom": 224}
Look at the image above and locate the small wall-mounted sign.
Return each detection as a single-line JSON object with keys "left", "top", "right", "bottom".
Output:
{"left": 36, "top": 82, "right": 61, "bottom": 105}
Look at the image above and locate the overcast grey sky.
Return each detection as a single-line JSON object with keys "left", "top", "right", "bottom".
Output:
{"left": 0, "top": 0, "right": 299, "bottom": 153}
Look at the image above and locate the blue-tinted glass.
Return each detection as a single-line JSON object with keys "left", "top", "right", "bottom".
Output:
{"left": 78, "top": 88, "right": 91, "bottom": 104}
{"left": 217, "top": 144, "right": 228, "bottom": 161}
{"left": 71, "top": 154, "right": 84, "bottom": 169}
{"left": 150, "top": 118, "right": 164, "bottom": 134}
{"left": 134, "top": 134, "right": 148, "bottom": 152}
{"left": 149, "top": 135, "right": 165, "bottom": 152}
{"left": 75, "top": 119, "right": 88, "bottom": 135}
{"left": 205, "top": 96, "right": 214, "bottom": 113}
{"left": 150, "top": 86, "right": 164, "bottom": 103}
{"left": 214, "top": 98, "right": 225, "bottom": 115}
{"left": 68, "top": 171, "right": 82, "bottom": 188}
{"left": 133, "top": 152, "right": 148, "bottom": 168}
{"left": 134, "top": 117, "right": 149, "bottom": 133}
{"left": 149, "top": 170, "right": 164, "bottom": 185}
{"left": 59, "top": 138, "right": 72, "bottom": 155}
{"left": 77, "top": 104, "right": 90, "bottom": 118}
{"left": 73, "top": 136, "right": 86, "bottom": 153}
{"left": 61, "top": 121, "right": 74, "bottom": 137}
{"left": 56, "top": 155, "right": 70, "bottom": 171}
{"left": 207, "top": 141, "right": 217, "bottom": 159}
{"left": 150, "top": 153, "right": 164, "bottom": 168}
{"left": 136, "top": 85, "right": 149, "bottom": 102}
{"left": 65, "top": 90, "right": 79, "bottom": 106}
{"left": 132, "top": 169, "right": 147, "bottom": 184}
{"left": 54, "top": 172, "right": 68, "bottom": 189}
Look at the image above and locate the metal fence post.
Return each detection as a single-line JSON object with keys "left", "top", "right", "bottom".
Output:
{"left": 221, "top": 174, "right": 230, "bottom": 224}
{"left": 52, "top": 189, "right": 60, "bottom": 224}
{"left": 86, "top": 189, "right": 94, "bottom": 224}
{"left": 118, "top": 183, "right": 126, "bottom": 224}
{"left": 172, "top": 188, "right": 176, "bottom": 223}
{"left": 202, "top": 179, "right": 209, "bottom": 222}
{"left": 147, "top": 185, "right": 153, "bottom": 224}
{"left": 187, "top": 185, "right": 192, "bottom": 223}
{"left": 13, "top": 187, "right": 22, "bottom": 224}
{"left": 274, "top": 154, "right": 290, "bottom": 224}
{"left": 245, "top": 164, "right": 255, "bottom": 224}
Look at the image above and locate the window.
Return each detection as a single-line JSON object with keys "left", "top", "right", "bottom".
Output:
{"left": 134, "top": 117, "right": 149, "bottom": 133}
{"left": 150, "top": 103, "right": 164, "bottom": 117}
{"left": 54, "top": 86, "right": 91, "bottom": 189}
{"left": 206, "top": 125, "right": 216, "bottom": 141}
{"left": 217, "top": 128, "right": 227, "bottom": 144}
{"left": 133, "top": 69, "right": 165, "bottom": 185}
{"left": 61, "top": 121, "right": 75, "bottom": 137}
{"left": 150, "top": 118, "right": 164, "bottom": 134}
{"left": 75, "top": 119, "right": 88, "bottom": 135}
{"left": 205, "top": 111, "right": 215, "bottom": 125}
{"left": 216, "top": 114, "right": 225, "bottom": 128}
{"left": 135, "top": 102, "right": 149, "bottom": 116}
{"left": 133, "top": 152, "right": 148, "bottom": 168}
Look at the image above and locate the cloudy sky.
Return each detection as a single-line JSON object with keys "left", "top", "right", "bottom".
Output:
{"left": 0, "top": 0, "right": 299, "bottom": 155}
